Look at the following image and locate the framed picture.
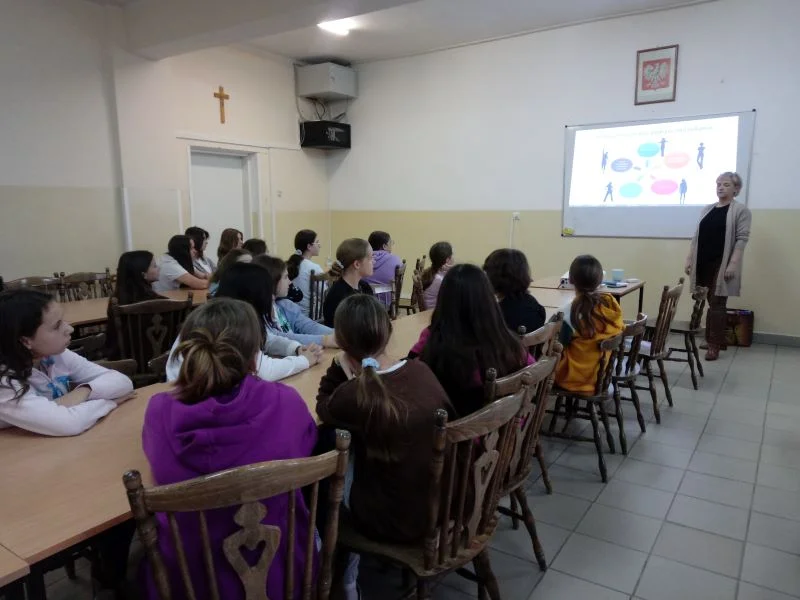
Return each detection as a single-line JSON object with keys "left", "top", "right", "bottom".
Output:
{"left": 635, "top": 44, "right": 679, "bottom": 105}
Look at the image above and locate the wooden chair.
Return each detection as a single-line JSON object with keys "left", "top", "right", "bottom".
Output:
{"left": 609, "top": 314, "right": 648, "bottom": 452}
{"left": 111, "top": 295, "right": 193, "bottom": 381}
{"left": 415, "top": 255, "right": 427, "bottom": 274}
{"left": 94, "top": 359, "right": 139, "bottom": 380}
{"left": 388, "top": 260, "right": 407, "bottom": 320}
{"left": 68, "top": 332, "right": 107, "bottom": 361}
{"left": 542, "top": 333, "right": 625, "bottom": 482}
{"left": 308, "top": 270, "right": 335, "bottom": 323}
{"left": 3, "top": 276, "right": 61, "bottom": 295}
{"left": 56, "top": 269, "right": 113, "bottom": 302}
{"left": 517, "top": 317, "right": 563, "bottom": 494}
{"left": 635, "top": 279, "right": 685, "bottom": 423}
{"left": 123, "top": 430, "right": 351, "bottom": 600}
{"left": 148, "top": 352, "right": 170, "bottom": 383}
{"left": 484, "top": 356, "right": 559, "bottom": 571}
{"left": 399, "top": 272, "right": 425, "bottom": 315}
{"left": 337, "top": 391, "right": 524, "bottom": 599}
{"left": 662, "top": 286, "right": 708, "bottom": 390}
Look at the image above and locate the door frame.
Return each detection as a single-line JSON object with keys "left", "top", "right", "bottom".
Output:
{"left": 186, "top": 145, "right": 263, "bottom": 239}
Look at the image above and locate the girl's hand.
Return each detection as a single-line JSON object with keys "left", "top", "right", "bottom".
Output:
{"left": 112, "top": 391, "right": 137, "bottom": 405}
{"left": 299, "top": 343, "right": 324, "bottom": 366}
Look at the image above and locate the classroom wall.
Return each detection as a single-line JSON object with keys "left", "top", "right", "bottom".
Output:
{"left": 0, "top": 0, "right": 124, "bottom": 278}
{"left": 329, "top": 0, "right": 800, "bottom": 337}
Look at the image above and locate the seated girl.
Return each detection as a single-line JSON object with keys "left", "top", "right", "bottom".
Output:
{"left": 483, "top": 248, "right": 546, "bottom": 334}
{"left": 166, "top": 263, "right": 322, "bottom": 382}
{"left": 421, "top": 241, "right": 454, "bottom": 311}
{"left": 555, "top": 255, "right": 624, "bottom": 393}
{"left": 253, "top": 255, "right": 337, "bottom": 348}
{"left": 409, "top": 264, "right": 532, "bottom": 417}
{"left": 216, "top": 227, "right": 244, "bottom": 263}
{"left": 242, "top": 237, "right": 268, "bottom": 256}
{"left": 287, "top": 229, "right": 325, "bottom": 316}
{"left": 143, "top": 297, "right": 318, "bottom": 600}
{"left": 0, "top": 289, "right": 134, "bottom": 436}
{"left": 105, "top": 250, "right": 164, "bottom": 359}
{"left": 322, "top": 238, "right": 375, "bottom": 327}
{"left": 363, "top": 231, "right": 403, "bottom": 307}
{"left": 208, "top": 248, "right": 252, "bottom": 296}
{"left": 316, "top": 295, "right": 451, "bottom": 599}
{"left": 185, "top": 226, "right": 216, "bottom": 276}
{"left": 153, "top": 235, "right": 209, "bottom": 292}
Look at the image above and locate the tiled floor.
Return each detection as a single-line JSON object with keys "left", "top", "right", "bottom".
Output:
{"left": 39, "top": 343, "right": 800, "bottom": 599}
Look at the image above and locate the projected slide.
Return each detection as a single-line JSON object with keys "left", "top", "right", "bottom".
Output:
{"left": 568, "top": 116, "right": 739, "bottom": 207}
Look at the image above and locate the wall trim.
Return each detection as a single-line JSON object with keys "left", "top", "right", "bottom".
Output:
{"left": 176, "top": 131, "right": 300, "bottom": 152}
{"left": 752, "top": 332, "right": 800, "bottom": 348}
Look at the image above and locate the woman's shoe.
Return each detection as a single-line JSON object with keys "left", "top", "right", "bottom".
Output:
{"left": 705, "top": 344, "right": 720, "bottom": 361}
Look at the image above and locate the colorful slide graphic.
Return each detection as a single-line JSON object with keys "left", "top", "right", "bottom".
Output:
{"left": 568, "top": 116, "right": 740, "bottom": 207}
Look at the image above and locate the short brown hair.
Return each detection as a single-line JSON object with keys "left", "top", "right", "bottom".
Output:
{"left": 483, "top": 248, "right": 531, "bottom": 296}
{"left": 173, "top": 298, "right": 261, "bottom": 405}
{"left": 333, "top": 238, "right": 370, "bottom": 273}
{"left": 253, "top": 254, "right": 286, "bottom": 288}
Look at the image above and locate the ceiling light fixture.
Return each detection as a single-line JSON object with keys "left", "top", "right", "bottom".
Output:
{"left": 317, "top": 19, "right": 355, "bottom": 36}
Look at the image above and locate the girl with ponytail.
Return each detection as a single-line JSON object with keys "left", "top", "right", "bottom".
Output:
{"left": 142, "top": 297, "right": 318, "bottom": 600}
{"left": 287, "top": 229, "right": 324, "bottom": 316}
{"left": 555, "top": 254, "right": 624, "bottom": 393}
{"left": 316, "top": 294, "right": 450, "bottom": 597}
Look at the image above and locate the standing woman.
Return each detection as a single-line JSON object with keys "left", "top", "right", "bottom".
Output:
{"left": 685, "top": 172, "right": 752, "bottom": 361}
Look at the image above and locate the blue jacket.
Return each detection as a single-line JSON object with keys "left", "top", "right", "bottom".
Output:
{"left": 269, "top": 298, "right": 333, "bottom": 346}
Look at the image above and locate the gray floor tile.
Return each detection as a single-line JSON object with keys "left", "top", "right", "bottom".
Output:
{"left": 752, "top": 486, "right": 800, "bottom": 522}
{"left": 737, "top": 581, "right": 799, "bottom": 600}
{"left": 652, "top": 522, "right": 744, "bottom": 578}
{"left": 635, "top": 555, "right": 737, "bottom": 600}
{"left": 704, "top": 418, "right": 764, "bottom": 443}
{"left": 766, "top": 401, "right": 800, "bottom": 419}
{"left": 678, "top": 470, "right": 754, "bottom": 509}
{"left": 550, "top": 533, "right": 647, "bottom": 594}
{"left": 637, "top": 424, "right": 703, "bottom": 449}
{"left": 709, "top": 405, "right": 765, "bottom": 427}
{"left": 490, "top": 517, "right": 570, "bottom": 566}
{"left": 664, "top": 399, "right": 714, "bottom": 419}
{"left": 653, "top": 411, "right": 708, "bottom": 432}
{"left": 668, "top": 387, "right": 717, "bottom": 405}
{"left": 763, "top": 427, "right": 800, "bottom": 451}
{"left": 696, "top": 433, "right": 761, "bottom": 462}
{"left": 524, "top": 491, "right": 591, "bottom": 530}
{"left": 528, "top": 570, "right": 628, "bottom": 599}
{"left": 596, "top": 479, "right": 675, "bottom": 520}
{"left": 614, "top": 459, "right": 685, "bottom": 492}
{"left": 439, "top": 549, "right": 542, "bottom": 600}
{"left": 765, "top": 412, "right": 800, "bottom": 434}
{"left": 538, "top": 440, "right": 569, "bottom": 466}
{"left": 539, "top": 464, "right": 607, "bottom": 501}
{"left": 666, "top": 494, "right": 749, "bottom": 540}
{"left": 715, "top": 393, "right": 768, "bottom": 412}
{"left": 757, "top": 463, "right": 800, "bottom": 494}
{"left": 576, "top": 503, "right": 662, "bottom": 552}
{"left": 760, "top": 444, "right": 800, "bottom": 470}
{"left": 741, "top": 543, "right": 800, "bottom": 597}
{"left": 554, "top": 444, "right": 624, "bottom": 479}
{"left": 748, "top": 511, "right": 800, "bottom": 556}
{"left": 432, "top": 584, "right": 475, "bottom": 599}
{"left": 628, "top": 439, "right": 693, "bottom": 469}
{"left": 688, "top": 451, "right": 758, "bottom": 483}
{"left": 769, "top": 379, "right": 800, "bottom": 404}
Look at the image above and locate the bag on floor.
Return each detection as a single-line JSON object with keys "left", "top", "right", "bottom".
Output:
{"left": 725, "top": 309, "right": 754, "bottom": 347}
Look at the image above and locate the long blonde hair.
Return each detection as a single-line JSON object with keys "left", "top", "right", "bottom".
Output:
{"left": 173, "top": 298, "right": 261, "bottom": 404}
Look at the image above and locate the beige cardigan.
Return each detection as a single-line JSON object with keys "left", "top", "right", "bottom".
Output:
{"left": 689, "top": 200, "right": 752, "bottom": 297}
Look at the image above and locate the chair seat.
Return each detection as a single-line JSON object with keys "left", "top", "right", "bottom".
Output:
{"left": 647, "top": 317, "right": 700, "bottom": 334}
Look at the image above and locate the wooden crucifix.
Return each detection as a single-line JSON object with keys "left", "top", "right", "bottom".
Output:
{"left": 213, "top": 85, "right": 230, "bottom": 124}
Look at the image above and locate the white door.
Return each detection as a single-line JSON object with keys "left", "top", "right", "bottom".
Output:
{"left": 189, "top": 152, "right": 249, "bottom": 256}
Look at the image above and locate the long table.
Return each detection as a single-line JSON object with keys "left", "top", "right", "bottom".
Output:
{"left": 62, "top": 289, "right": 207, "bottom": 327}
{"left": 531, "top": 275, "right": 646, "bottom": 314}
{"left": 0, "top": 546, "right": 28, "bottom": 589}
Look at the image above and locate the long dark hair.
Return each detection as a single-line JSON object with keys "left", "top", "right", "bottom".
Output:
{"left": 217, "top": 228, "right": 243, "bottom": 262}
{"left": 173, "top": 298, "right": 262, "bottom": 405}
{"left": 287, "top": 229, "right": 318, "bottom": 280}
{"left": 215, "top": 262, "right": 274, "bottom": 343}
{"left": 568, "top": 255, "right": 618, "bottom": 338}
{"left": 368, "top": 231, "right": 391, "bottom": 251}
{"left": 420, "top": 264, "right": 526, "bottom": 393}
{"left": 421, "top": 241, "right": 453, "bottom": 290}
{"left": 184, "top": 227, "right": 209, "bottom": 260}
{"left": 167, "top": 235, "right": 195, "bottom": 275}
{"left": 334, "top": 294, "right": 405, "bottom": 461}
{"left": 209, "top": 248, "right": 251, "bottom": 285}
{"left": 0, "top": 290, "right": 56, "bottom": 399}
{"left": 113, "top": 251, "right": 160, "bottom": 305}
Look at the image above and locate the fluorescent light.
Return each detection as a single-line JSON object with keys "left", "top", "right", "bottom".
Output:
{"left": 317, "top": 18, "right": 355, "bottom": 36}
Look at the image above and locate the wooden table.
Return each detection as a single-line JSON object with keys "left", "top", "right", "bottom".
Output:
{"left": 0, "top": 546, "right": 28, "bottom": 589}
{"left": 62, "top": 289, "right": 208, "bottom": 327}
{"left": 531, "top": 275, "right": 646, "bottom": 313}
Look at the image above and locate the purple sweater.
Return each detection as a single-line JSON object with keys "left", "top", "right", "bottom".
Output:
{"left": 364, "top": 250, "right": 403, "bottom": 307}
{"left": 142, "top": 375, "right": 318, "bottom": 600}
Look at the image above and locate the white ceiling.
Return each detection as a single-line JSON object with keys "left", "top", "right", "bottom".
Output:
{"left": 83, "top": 0, "right": 140, "bottom": 5}
{"left": 247, "top": 0, "right": 716, "bottom": 63}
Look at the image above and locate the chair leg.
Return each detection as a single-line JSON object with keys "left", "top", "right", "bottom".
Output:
{"left": 657, "top": 358, "right": 673, "bottom": 407}
{"left": 534, "top": 442, "right": 553, "bottom": 494}
{"left": 514, "top": 488, "right": 548, "bottom": 571}
{"left": 690, "top": 332, "right": 704, "bottom": 377}
{"left": 612, "top": 385, "right": 628, "bottom": 455}
{"left": 65, "top": 557, "right": 77, "bottom": 580}
{"left": 587, "top": 402, "right": 608, "bottom": 482}
{"left": 548, "top": 396, "right": 563, "bottom": 434}
{"left": 628, "top": 381, "right": 647, "bottom": 433}
{"left": 684, "top": 333, "right": 699, "bottom": 390}
{"left": 509, "top": 492, "right": 520, "bottom": 530}
{"left": 597, "top": 400, "right": 616, "bottom": 454}
{"left": 416, "top": 578, "right": 431, "bottom": 599}
{"left": 560, "top": 398, "right": 576, "bottom": 434}
{"left": 473, "top": 550, "right": 501, "bottom": 600}
{"left": 644, "top": 359, "right": 661, "bottom": 424}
